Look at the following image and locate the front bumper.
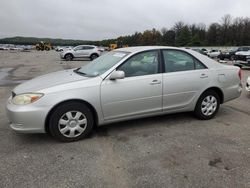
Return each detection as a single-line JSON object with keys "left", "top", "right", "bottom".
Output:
{"left": 6, "top": 98, "right": 48, "bottom": 133}
{"left": 235, "top": 55, "right": 247, "bottom": 61}
{"left": 59, "top": 53, "right": 65, "bottom": 59}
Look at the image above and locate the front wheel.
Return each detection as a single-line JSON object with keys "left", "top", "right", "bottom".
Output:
{"left": 194, "top": 90, "right": 220, "bottom": 120}
{"left": 49, "top": 102, "right": 94, "bottom": 142}
{"left": 65, "top": 54, "right": 73, "bottom": 61}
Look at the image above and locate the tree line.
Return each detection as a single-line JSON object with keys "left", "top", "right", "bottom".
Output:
{"left": 0, "top": 36, "right": 99, "bottom": 46}
{"left": 102, "top": 15, "right": 250, "bottom": 47}
{"left": 1, "top": 15, "right": 250, "bottom": 47}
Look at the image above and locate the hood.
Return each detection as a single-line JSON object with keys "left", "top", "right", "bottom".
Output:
{"left": 14, "top": 69, "right": 88, "bottom": 94}
{"left": 235, "top": 51, "right": 250, "bottom": 56}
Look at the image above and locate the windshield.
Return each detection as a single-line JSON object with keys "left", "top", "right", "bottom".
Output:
{"left": 76, "top": 51, "right": 130, "bottom": 77}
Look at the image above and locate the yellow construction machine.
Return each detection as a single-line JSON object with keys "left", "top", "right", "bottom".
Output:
{"left": 35, "top": 41, "right": 53, "bottom": 51}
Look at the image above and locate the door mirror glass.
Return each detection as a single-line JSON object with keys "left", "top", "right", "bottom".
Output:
{"left": 110, "top": 71, "right": 125, "bottom": 80}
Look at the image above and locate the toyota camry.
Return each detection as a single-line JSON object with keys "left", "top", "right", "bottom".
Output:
{"left": 6, "top": 46, "right": 242, "bottom": 142}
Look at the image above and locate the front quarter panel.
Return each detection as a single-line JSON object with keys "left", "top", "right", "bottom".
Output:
{"left": 7, "top": 76, "right": 104, "bottom": 133}
{"left": 37, "top": 76, "right": 104, "bottom": 127}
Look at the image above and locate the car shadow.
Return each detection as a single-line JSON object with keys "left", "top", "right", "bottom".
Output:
{"left": 13, "top": 132, "right": 58, "bottom": 144}
{"left": 61, "top": 58, "right": 92, "bottom": 62}
{"left": 14, "top": 110, "right": 230, "bottom": 143}
{"left": 14, "top": 112, "right": 195, "bottom": 143}
{"left": 91, "top": 112, "right": 195, "bottom": 138}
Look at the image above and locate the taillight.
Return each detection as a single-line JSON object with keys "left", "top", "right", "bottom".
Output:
{"left": 238, "top": 68, "right": 242, "bottom": 80}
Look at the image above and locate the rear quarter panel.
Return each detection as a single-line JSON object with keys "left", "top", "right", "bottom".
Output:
{"left": 213, "top": 65, "right": 241, "bottom": 102}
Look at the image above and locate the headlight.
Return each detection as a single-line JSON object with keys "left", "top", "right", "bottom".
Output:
{"left": 12, "top": 93, "right": 44, "bottom": 105}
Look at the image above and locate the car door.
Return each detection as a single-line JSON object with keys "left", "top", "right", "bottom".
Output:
{"left": 101, "top": 50, "right": 163, "bottom": 120}
{"left": 162, "top": 49, "right": 211, "bottom": 111}
{"left": 74, "top": 46, "right": 84, "bottom": 58}
{"left": 82, "top": 46, "right": 94, "bottom": 57}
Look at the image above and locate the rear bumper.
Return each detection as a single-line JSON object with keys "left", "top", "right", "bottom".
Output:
{"left": 223, "top": 83, "right": 242, "bottom": 103}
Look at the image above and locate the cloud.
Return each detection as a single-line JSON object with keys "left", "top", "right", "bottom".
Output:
{"left": 0, "top": 0, "right": 249, "bottom": 40}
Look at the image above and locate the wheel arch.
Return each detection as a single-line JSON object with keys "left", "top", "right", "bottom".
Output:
{"left": 45, "top": 99, "right": 99, "bottom": 134}
{"left": 64, "top": 53, "right": 74, "bottom": 59}
{"left": 201, "top": 87, "right": 224, "bottom": 104}
{"left": 90, "top": 53, "right": 99, "bottom": 57}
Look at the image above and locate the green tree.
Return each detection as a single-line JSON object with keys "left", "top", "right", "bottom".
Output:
{"left": 176, "top": 25, "right": 191, "bottom": 46}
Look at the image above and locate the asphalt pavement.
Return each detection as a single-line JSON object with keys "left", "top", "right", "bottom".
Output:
{"left": 0, "top": 50, "right": 250, "bottom": 188}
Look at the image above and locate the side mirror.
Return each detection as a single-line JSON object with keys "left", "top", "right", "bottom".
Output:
{"left": 109, "top": 71, "right": 125, "bottom": 80}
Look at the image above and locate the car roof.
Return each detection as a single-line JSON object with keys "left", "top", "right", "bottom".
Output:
{"left": 114, "top": 46, "right": 181, "bottom": 53}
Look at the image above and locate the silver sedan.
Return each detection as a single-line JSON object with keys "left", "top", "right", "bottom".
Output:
{"left": 6, "top": 46, "right": 243, "bottom": 142}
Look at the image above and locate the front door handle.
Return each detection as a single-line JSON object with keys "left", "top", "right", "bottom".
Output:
{"left": 150, "top": 80, "right": 161, "bottom": 85}
{"left": 200, "top": 73, "right": 208, "bottom": 78}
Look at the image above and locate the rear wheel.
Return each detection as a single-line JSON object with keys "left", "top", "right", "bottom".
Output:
{"left": 194, "top": 90, "right": 220, "bottom": 120}
{"left": 90, "top": 54, "right": 99, "bottom": 60}
{"left": 49, "top": 102, "right": 94, "bottom": 142}
{"left": 65, "top": 54, "right": 73, "bottom": 61}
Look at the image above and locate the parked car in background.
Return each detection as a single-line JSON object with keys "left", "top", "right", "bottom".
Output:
{"left": 207, "top": 49, "right": 221, "bottom": 58}
{"left": 235, "top": 50, "right": 250, "bottom": 61}
{"left": 230, "top": 46, "right": 250, "bottom": 60}
{"left": 246, "top": 77, "right": 250, "bottom": 92}
{"left": 97, "top": 46, "right": 105, "bottom": 52}
{"left": 192, "top": 49, "right": 207, "bottom": 55}
{"left": 60, "top": 45, "right": 101, "bottom": 61}
{"left": 55, "top": 46, "right": 63, "bottom": 51}
{"left": 218, "top": 50, "right": 235, "bottom": 60}
{"left": 6, "top": 46, "right": 242, "bottom": 142}
{"left": 55, "top": 46, "right": 72, "bottom": 52}
{"left": 201, "top": 48, "right": 208, "bottom": 55}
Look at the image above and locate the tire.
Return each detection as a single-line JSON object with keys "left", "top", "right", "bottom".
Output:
{"left": 49, "top": 102, "right": 94, "bottom": 142}
{"left": 219, "top": 56, "right": 224, "bottom": 60}
{"left": 90, "top": 54, "right": 99, "bottom": 60}
{"left": 65, "top": 54, "right": 73, "bottom": 61}
{"left": 45, "top": 47, "right": 50, "bottom": 51}
{"left": 194, "top": 90, "right": 220, "bottom": 120}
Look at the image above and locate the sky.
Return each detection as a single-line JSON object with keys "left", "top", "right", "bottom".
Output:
{"left": 0, "top": 0, "right": 249, "bottom": 40}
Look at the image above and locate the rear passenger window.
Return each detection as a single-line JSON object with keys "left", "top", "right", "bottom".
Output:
{"left": 84, "top": 46, "right": 94, "bottom": 50}
{"left": 163, "top": 50, "right": 206, "bottom": 72}
{"left": 195, "top": 59, "right": 206, "bottom": 69}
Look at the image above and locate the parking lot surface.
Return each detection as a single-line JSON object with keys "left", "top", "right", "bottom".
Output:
{"left": 1, "top": 50, "right": 250, "bottom": 188}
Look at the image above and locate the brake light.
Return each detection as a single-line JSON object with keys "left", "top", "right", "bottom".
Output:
{"left": 238, "top": 68, "right": 242, "bottom": 80}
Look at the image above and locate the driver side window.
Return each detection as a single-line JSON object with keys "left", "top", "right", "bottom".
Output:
{"left": 118, "top": 51, "right": 159, "bottom": 77}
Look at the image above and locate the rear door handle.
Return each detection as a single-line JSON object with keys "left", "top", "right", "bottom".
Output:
{"left": 150, "top": 79, "right": 161, "bottom": 85}
{"left": 200, "top": 73, "right": 208, "bottom": 78}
